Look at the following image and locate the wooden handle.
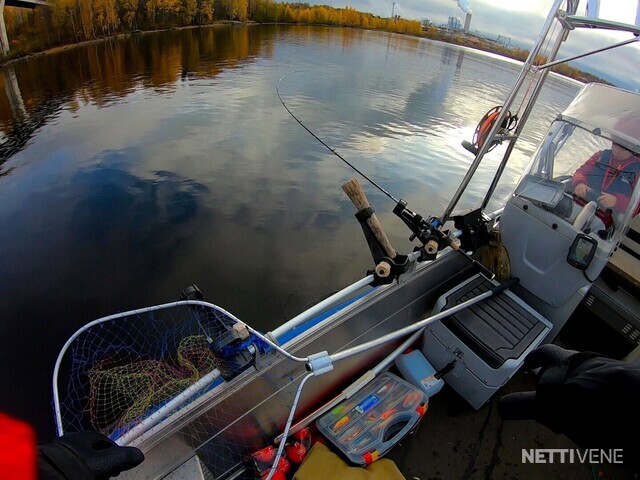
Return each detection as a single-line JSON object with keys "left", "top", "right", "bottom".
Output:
{"left": 342, "top": 179, "right": 397, "bottom": 259}
{"left": 342, "top": 178, "right": 372, "bottom": 211}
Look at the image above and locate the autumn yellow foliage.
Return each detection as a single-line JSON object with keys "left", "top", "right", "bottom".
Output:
{"left": 2, "top": 0, "right": 425, "bottom": 58}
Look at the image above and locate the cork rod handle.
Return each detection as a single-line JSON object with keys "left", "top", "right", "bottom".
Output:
{"left": 342, "top": 179, "right": 397, "bottom": 259}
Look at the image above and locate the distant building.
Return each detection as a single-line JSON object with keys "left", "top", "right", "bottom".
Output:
{"left": 496, "top": 35, "right": 512, "bottom": 48}
{"left": 447, "top": 16, "right": 463, "bottom": 31}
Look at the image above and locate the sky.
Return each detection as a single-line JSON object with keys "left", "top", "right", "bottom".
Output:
{"left": 318, "top": 0, "right": 640, "bottom": 90}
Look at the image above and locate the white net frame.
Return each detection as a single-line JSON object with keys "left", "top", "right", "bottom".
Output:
{"left": 53, "top": 300, "right": 281, "bottom": 441}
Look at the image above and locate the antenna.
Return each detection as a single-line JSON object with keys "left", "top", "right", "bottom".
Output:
{"left": 391, "top": 2, "right": 396, "bottom": 21}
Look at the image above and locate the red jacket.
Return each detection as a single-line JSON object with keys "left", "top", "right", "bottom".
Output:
{"left": 0, "top": 413, "right": 36, "bottom": 480}
{"left": 572, "top": 149, "right": 640, "bottom": 213}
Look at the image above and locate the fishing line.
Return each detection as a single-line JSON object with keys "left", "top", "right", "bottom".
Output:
{"left": 514, "top": 19, "right": 558, "bottom": 117}
{"left": 276, "top": 72, "right": 400, "bottom": 204}
{"left": 277, "top": 72, "right": 498, "bottom": 279}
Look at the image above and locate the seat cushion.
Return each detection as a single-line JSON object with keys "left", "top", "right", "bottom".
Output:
{"left": 441, "top": 275, "right": 547, "bottom": 369}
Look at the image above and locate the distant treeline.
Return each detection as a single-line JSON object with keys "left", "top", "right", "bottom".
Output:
{"left": 421, "top": 26, "right": 609, "bottom": 84}
{"left": 3, "top": 1, "right": 605, "bottom": 83}
{"left": 2, "top": 1, "right": 421, "bottom": 57}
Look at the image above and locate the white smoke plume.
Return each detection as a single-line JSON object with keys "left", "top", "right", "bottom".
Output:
{"left": 454, "top": 0, "right": 472, "bottom": 14}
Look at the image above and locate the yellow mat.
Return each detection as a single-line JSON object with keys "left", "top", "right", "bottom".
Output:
{"left": 293, "top": 442, "right": 406, "bottom": 480}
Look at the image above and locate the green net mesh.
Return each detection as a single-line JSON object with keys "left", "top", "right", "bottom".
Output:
{"left": 87, "top": 335, "right": 219, "bottom": 433}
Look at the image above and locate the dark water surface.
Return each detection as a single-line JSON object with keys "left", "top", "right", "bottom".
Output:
{"left": 0, "top": 25, "right": 580, "bottom": 438}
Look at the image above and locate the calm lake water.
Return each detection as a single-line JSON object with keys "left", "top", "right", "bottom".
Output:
{"left": 0, "top": 25, "right": 581, "bottom": 438}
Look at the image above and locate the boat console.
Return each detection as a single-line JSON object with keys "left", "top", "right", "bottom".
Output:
{"left": 501, "top": 85, "right": 640, "bottom": 338}
{"left": 423, "top": 84, "right": 640, "bottom": 410}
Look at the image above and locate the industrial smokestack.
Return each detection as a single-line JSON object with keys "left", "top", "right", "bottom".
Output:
{"left": 464, "top": 13, "right": 471, "bottom": 33}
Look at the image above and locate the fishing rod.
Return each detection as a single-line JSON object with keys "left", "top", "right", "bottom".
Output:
{"left": 276, "top": 73, "right": 494, "bottom": 279}
{"left": 276, "top": 73, "right": 399, "bottom": 205}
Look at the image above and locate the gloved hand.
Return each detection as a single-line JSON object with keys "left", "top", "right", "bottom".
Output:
{"left": 38, "top": 430, "right": 144, "bottom": 480}
{"left": 498, "top": 344, "right": 640, "bottom": 468}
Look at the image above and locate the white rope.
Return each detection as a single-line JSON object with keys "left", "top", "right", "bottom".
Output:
{"left": 264, "top": 372, "right": 315, "bottom": 480}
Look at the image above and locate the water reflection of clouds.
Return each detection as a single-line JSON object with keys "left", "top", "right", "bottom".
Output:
{"left": 0, "top": 26, "right": 581, "bottom": 271}
{"left": 278, "top": 43, "right": 504, "bottom": 215}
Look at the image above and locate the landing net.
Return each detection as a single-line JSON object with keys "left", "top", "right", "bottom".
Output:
{"left": 53, "top": 291, "right": 383, "bottom": 478}
{"left": 54, "top": 301, "right": 271, "bottom": 441}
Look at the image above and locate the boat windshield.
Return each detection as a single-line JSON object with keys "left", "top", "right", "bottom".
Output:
{"left": 516, "top": 119, "right": 640, "bottom": 249}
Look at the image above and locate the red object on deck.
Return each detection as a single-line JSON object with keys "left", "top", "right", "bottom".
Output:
{"left": 0, "top": 413, "right": 36, "bottom": 480}
{"left": 285, "top": 441, "right": 307, "bottom": 464}
{"left": 252, "top": 445, "right": 276, "bottom": 463}
{"left": 293, "top": 426, "right": 310, "bottom": 443}
{"left": 276, "top": 456, "right": 291, "bottom": 475}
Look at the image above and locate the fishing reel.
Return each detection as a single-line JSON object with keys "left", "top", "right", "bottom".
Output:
{"left": 462, "top": 106, "right": 518, "bottom": 156}
{"left": 180, "top": 284, "right": 270, "bottom": 380}
{"left": 393, "top": 200, "right": 455, "bottom": 261}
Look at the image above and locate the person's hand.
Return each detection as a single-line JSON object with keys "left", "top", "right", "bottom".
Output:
{"left": 574, "top": 183, "right": 589, "bottom": 199}
{"left": 597, "top": 192, "right": 617, "bottom": 209}
{"left": 38, "top": 431, "right": 144, "bottom": 480}
{"left": 498, "top": 345, "right": 640, "bottom": 468}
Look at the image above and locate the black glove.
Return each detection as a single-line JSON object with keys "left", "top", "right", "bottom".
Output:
{"left": 38, "top": 431, "right": 144, "bottom": 480}
{"left": 498, "top": 344, "right": 640, "bottom": 468}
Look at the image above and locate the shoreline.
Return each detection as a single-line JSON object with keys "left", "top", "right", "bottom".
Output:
{"left": 0, "top": 22, "right": 597, "bottom": 85}
{"left": 0, "top": 22, "right": 240, "bottom": 68}
{"left": 0, "top": 22, "right": 509, "bottom": 67}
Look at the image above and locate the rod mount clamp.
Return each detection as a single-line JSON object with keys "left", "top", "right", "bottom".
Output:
{"left": 306, "top": 351, "right": 334, "bottom": 376}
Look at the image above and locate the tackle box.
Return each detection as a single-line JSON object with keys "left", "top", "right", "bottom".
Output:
{"left": 316, "top": 372, "right": 427, "bottom": 466}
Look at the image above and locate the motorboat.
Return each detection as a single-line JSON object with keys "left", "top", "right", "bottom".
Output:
{"left": 52, "top": 1, "right": 640, "bottom": 478}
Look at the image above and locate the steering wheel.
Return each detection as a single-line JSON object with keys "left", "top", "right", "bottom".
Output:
{"left": 570, "top": 189, "right": 615, "bottom": 237}
{"left": 573, "top": 201, "right": 598, "bottom": 231}
{"left": 584, "top": 188, "right": 602, "bottom": 204}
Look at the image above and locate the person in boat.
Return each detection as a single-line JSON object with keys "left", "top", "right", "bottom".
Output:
{"left": 572, "top": 142, "right": 640, "bottom": 214}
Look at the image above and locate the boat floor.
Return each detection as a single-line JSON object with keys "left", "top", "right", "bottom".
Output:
{"left": 386, "top": 306, "right": 637, "bottom": 480}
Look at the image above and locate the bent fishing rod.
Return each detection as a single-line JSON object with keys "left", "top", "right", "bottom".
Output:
{"left": 276, "top": 73, "right": 494, "bottom": 279}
